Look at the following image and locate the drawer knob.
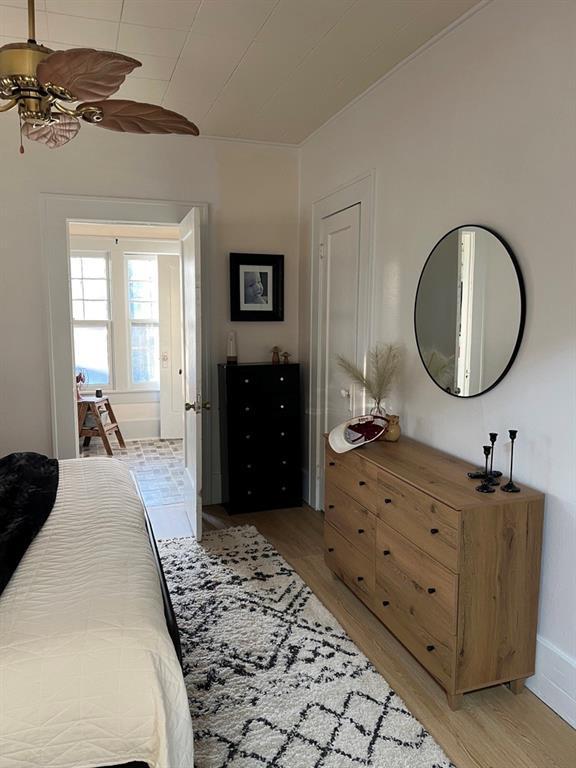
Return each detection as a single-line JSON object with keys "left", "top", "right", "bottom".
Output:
{"left": 382, "top": 600, "right": 390, "bottom": 607}
{"left": 328, "top": 547, "right": 334, "bottom": 552}
{"left": 384, "top": 498, "right": 392, "bottom": 504}
{"left": 244, "top": 378, "right": 250, "bottom": 383}
{"left": 358, "top": 480, "right": 366, "bottom": 486}
{"left": 426, "top": 644, "right": 435, "bottom": 652}
{"left": 328, "top": 504, "right": 335, "bottom": 509}
{"left": 383, "top": 549, "right": 391, "bottom": 556}
{"left": 430, "top": 528, "right": 439, "bottom": 535}
{"left": 427, "top": 587, "right": 436, "bottom": 594}
{"left": 357, "top": 528, "right": 365, "bottom": 534}
{"left": 329, "top": 461, "right": 335, "bottom": 466}
{"left": 357, "top": 576, "right": 364, "bottom": 582}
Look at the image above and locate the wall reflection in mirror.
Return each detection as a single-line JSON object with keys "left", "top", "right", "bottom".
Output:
{"left": 415, "top": 225, "right": 525, "bottom": 397}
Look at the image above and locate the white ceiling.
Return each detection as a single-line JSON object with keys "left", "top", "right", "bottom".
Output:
{"left": 0, "top": 0, "right": 479, "bottom": 144}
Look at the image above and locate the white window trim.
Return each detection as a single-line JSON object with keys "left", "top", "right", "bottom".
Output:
{"left": 71, "top": 250, "right": 114, "bottom": 389}
{"left": 69, "top": 235, "right": 180, "bottom": 396}
{"left": 125, "top": 252, "right": 160, "bottom": 390}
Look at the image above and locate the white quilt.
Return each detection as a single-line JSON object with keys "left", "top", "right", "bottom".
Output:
{"left": 0, "top": 458, "right": 194, "bottom": 768}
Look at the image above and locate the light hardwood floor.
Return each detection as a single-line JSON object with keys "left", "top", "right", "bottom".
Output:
{"left": 203, "top": 504, "right": 575, "bottom": 768}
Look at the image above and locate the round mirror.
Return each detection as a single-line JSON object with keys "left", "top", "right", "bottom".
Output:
{"left": 414, "top": 225, "right": 525, "bottom": 397}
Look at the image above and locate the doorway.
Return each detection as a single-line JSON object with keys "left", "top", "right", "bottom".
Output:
{"left": 308, "top": 175, "right": 375, "bottom": 509}
{"left": 69, "top": 222, "right": 189, "bottom": 533}
{"left": 43, "top": 195, "right": 210, "bottom": 540}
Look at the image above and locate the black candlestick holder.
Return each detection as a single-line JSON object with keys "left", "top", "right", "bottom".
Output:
{"left": 467, "top": 432, "right": 502, "bottom": 481}
{"left": 501, "top": 429, "right": 521, "bottom": 493}
{"left": 476, "top": 446, "right": 496, "bottom": 493}
{"left": 487, "top": 432, "right": 502, "bottom": 481}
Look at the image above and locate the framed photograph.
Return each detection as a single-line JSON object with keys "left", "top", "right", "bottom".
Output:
{"left": 230, "top": 253, "right": 284, "bottom": 321}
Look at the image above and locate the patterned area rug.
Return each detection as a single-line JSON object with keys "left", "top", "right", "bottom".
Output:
{"left": 158, "top": 526, "right": 455, "bottom": 768}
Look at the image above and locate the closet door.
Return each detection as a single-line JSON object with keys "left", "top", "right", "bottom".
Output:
{"left": 320, "top": 203, "right": 362, "bottom": 432}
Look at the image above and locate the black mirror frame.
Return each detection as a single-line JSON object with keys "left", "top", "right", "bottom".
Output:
{"left": 414, "top": 224, "right": 526, "bottom": 399}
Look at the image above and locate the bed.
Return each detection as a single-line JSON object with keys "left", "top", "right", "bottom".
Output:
{"left": 0, "top": 458, "right": 194, "bottom": 768}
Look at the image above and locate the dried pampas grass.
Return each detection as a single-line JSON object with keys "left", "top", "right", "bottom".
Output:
{"left": 337, "top": 344, "right": 401, "bottom": 409}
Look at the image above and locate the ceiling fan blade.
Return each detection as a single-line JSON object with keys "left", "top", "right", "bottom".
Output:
{"left": 37, "top": 49, "right": 141, "bottom": 101}
{"left": 22, "top": 114, "right": 80, "bottom": 148}
{"left": 80, "top": 100, "right": 199, "bottom": 135}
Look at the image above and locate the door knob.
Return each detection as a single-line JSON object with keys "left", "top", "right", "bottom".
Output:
{"left": 202, "top": 401, "right": 211, "bottom": 410}
{"left": 185, "top": 402, "right": 196, "bottom": 412}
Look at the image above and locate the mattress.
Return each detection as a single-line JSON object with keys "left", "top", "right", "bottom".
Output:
{"left": 0, "top": 458, "right": 194, "bottom": 768}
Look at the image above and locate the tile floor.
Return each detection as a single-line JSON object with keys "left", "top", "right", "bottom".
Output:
{"left": 80, "top": 437, "right": 197, "bottom": 538}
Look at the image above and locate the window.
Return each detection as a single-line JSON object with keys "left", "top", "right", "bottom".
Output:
{"left": 71, "top": 253, "right": 111, "bottom": 386}
{"left": 127, "top": 256, "right": 159, "bottom": 386}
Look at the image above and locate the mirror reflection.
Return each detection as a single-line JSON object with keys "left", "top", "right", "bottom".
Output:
{"left": 415, "top": 225, "right": 524, "bottom": 397}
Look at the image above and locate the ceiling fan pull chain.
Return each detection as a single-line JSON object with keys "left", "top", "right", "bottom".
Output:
{"left": 19, "top": 114, "right": 24, "bottom": 155}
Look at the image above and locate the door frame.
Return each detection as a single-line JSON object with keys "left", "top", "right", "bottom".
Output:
{"left": 308, "top": 173, "right": 375, "bottom": 509}
{"left": 42, "top": 194, "right": 214, "bottom": 503}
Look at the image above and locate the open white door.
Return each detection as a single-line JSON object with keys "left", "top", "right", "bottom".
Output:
{"left": 180, "top": 208, "right": 203, "bottom": 540}
{"left": 159, "top": 253, "right": 184, "bottom": 439}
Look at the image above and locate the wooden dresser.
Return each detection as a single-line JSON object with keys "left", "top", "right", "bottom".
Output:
{"left": 323, "top": 436, "right": 544, "bottom": 709}
{"left": 218, "top": 363, "right": 301, "bottom": 512}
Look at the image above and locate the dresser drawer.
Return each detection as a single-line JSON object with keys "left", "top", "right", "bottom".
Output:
{"left": 325, "top": 446, "right": 379, "bottom": 514}
{"left": 325, "top": 483, "right": 375, "bottom": 559}
{"left": 375, "top": 469, "right": 460, "bottom": 571}
{"left": 325, "top": 523, "right": 374, "bottom": 603}
{"left": 376, "top": 519, "right": 458, "bottom": 635}
{"left": 226, "top": 365, "right": 299, "bottom": 397}
{"left": 374, "top": 584, "right": 456, "bottom": 687}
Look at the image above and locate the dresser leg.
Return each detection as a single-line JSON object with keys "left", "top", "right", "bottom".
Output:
{"left": 446, "top": 692, "right": 463, "bottom": 710}
{"left": 509, "top": 678, "right": 526, "bottom": 695}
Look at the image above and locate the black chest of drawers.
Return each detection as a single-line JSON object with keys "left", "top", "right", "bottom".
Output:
{"left": 218, "top": 363, "right": 302, "bottom": 512}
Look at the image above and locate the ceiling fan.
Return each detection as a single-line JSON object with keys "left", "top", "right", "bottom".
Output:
{"left": 0, "top": 0, "right": 199, "bottom": 151}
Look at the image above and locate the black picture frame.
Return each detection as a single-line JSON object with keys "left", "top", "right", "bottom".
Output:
{"left": 229, "top": 253, "right": 284, "bottom": 321}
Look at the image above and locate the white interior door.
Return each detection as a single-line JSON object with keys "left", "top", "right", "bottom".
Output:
{"left": 159, "top": 253, "right": 184, "bottom": 438}
{"left": 180, "top": 208, "right": 203, "bottom": 540}
{"left": 321, "top": 204, "right": 362, "bottom": 434}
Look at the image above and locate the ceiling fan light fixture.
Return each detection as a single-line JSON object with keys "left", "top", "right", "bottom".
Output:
{"left": 0, "top": 0, "right": 199, "bottom": 150}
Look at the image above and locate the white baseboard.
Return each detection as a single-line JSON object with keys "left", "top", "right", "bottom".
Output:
{"left": 527, "top": 636, "right": 576, "bottom": 728}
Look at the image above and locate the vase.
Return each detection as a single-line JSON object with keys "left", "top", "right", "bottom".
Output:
{"left": 383, "top": 415, "right": 401, "bottom": 442}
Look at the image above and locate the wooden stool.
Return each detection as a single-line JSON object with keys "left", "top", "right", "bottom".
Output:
{"left": 78, "top": 396, "right": 126, "bottom": 456}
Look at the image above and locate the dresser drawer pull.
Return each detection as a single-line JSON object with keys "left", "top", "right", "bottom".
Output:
{"left": 427, "top": 587, "right": 436, "bottom": 594}
{"left": 426, "top": 645, "right": 435, "bottom": 652}
{"left": 384, "top": 498, "right": 392, "bottom": 504}
{"left": 383, "top": 549, "right": 391, "bottom": 556}
{"left": 328, "top": 504, "right": 335, "bottom": 509}
{"left": 328, "top": 547, "right": 334, "bottom": 552}
{"left": 356, "top": 576, "right": 364, "bottom": 582}
{"left": 243, "top": 378, "right": 250, "bottom": 383}
{"left": 430, "top": 528, "right": 439, "bottom": 535}
{"left": 357, "top": 528, "right": 365, "bottom": 534}
{"left": 329, "top": 461, "right": 335, "bottom": 466}
{"left": 358, "top": 480, "right": 366, "bottom": 486}
{"left": 382, "top": 600, "right": 390, "bottom": 607}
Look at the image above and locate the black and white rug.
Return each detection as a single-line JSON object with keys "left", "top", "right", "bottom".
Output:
{"left": 158, "top": 526, "right": 455, "bottom": 768}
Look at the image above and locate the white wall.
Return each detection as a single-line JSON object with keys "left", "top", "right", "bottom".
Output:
{"left": 299, "top": 0, "right": 576, "bottom": 725}
{"left": 0, "top": 126, "right": 299, "bottom": 457}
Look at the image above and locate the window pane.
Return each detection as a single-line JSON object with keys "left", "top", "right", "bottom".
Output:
{"left": 130, "top": 300, "right": 157, "bottom": 320}
{"left": 84, "top": 300, "right": 109, "bottom": 320}
{"left": 129, "top": 280, "right": 154, "bottom": 301}
{"left": 131, "top": 324, "right": 159, "bottom": 384}
{"left": 128, "top": 259, "right": 155, "bottom": 281}
{"left": 70, "top": 258, "right": 82, "bottom": 278}
{"left": 71, "top": 280, "right": 83, "bottom": 300}
{"left": 81, "top": 257, "right": 107, "bottom": 278}
{"left": 128, "top": 257, "right": 158, "bottom": 322}
{"left": 83, "top": 279, "right": 108, "bottom": 300}
{"left": 74, "top": 325, "right": 110, "bottom": 385}
{"left": 72, "top": 300, "right": 84, "bottom": 320}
